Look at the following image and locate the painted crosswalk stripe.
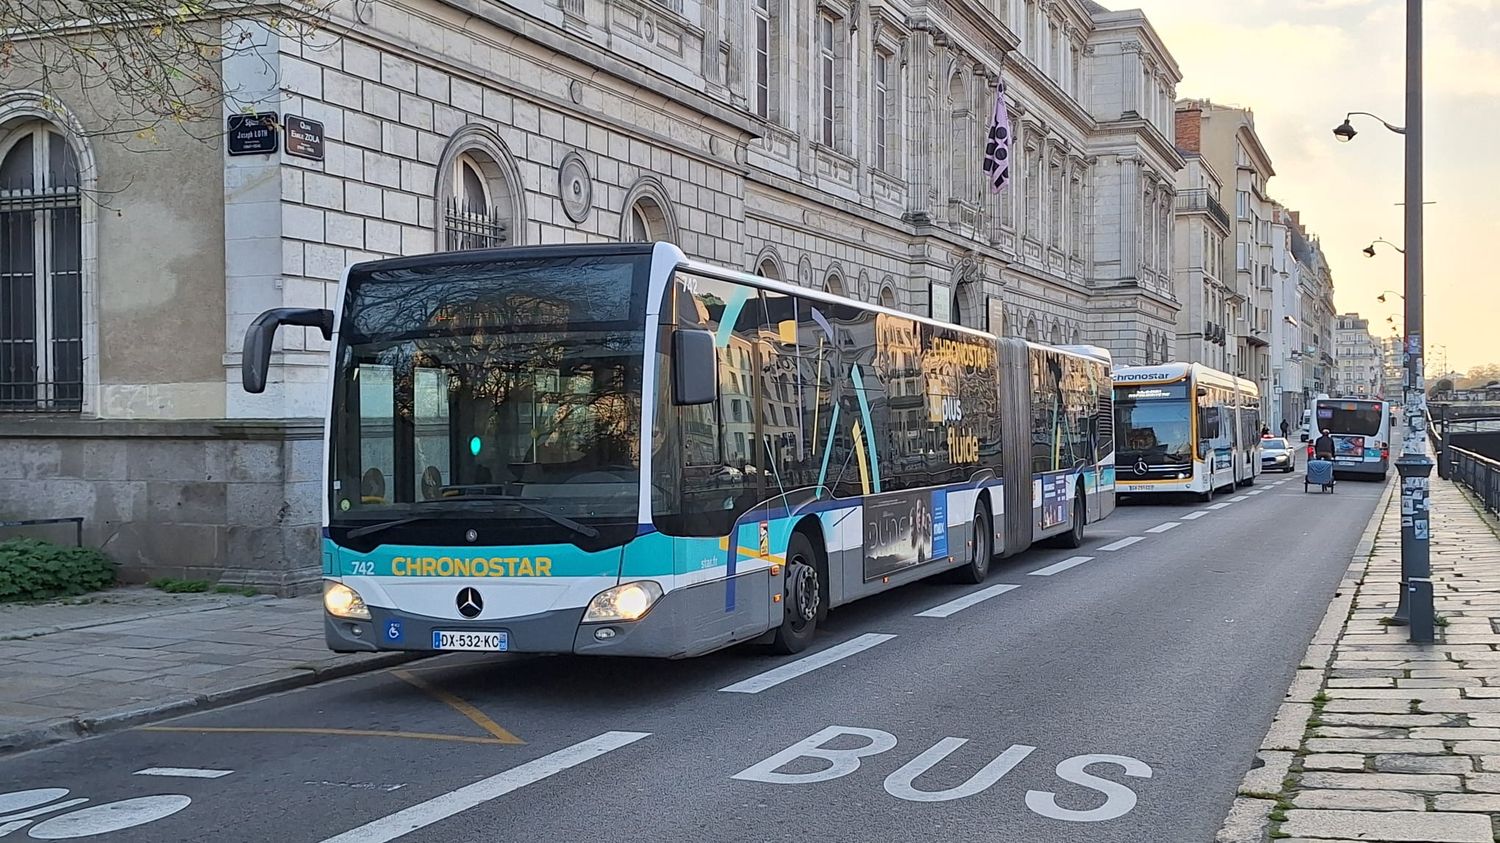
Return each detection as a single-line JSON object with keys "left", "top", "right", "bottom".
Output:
{"left": 720, "top": 633, "right": 897, "bottom": 693}
{"left": 1099, "top": 536, "right": 1145, "bottom": 551}
{"left": 1027, "top": 557, "right": 1092, "bottom": 577}
{"left": 1207, "top": 502, "right": 1232, "bottom": 510}
{"left": 317, "top": 731, "right": 650, "bottom": 843}
{"left": 1181, "top": 511, "right": 1210, "bottom": 520}
{"left": 915, "top": 583, "right": 1021, "bottom": 616}
{"left": 1145, "top": 522, "right": 1180, "bottom": 533}
{"left": 132, "top": 767, "right": 234, "bottom": 779}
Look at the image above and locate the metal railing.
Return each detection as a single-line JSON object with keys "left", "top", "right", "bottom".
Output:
{"left": 1451, "top": 446, "right": 1500, "bottom": 517}
{"left": 1174, "top": 189, "right": 1231, "bottom": 231}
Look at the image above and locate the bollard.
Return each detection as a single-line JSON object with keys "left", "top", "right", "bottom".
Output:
{"left": 1408, "top": 578, "right": 1435, "bottom": 644}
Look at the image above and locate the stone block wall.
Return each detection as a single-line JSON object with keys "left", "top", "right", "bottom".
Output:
{"left": 0, "top": 419, "right": 324, "bottom": 595}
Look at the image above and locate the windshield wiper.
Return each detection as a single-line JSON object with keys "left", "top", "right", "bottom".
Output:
{"left": 341, "top": 495, "right": 601, "bottom": 542}
{"left": 424, "top": 493, "right": 601, "bottom": 538}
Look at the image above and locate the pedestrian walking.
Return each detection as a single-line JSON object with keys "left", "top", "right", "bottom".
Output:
{"left": 1280, "top": 419, "right": 1290, "bottom": 438}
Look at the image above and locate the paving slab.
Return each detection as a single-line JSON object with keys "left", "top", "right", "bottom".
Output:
{"left": 0, "top": 591, "right": 420, "bottom": 754}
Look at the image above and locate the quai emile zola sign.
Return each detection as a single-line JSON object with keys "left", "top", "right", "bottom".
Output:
{"left": 226, "top": 112, "right": 279, "bottom": 156}
{"left": 284, "top": 115, "right": 325, "bottom": 161}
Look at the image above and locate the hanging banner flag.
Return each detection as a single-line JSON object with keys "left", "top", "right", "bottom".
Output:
{"left": 983, "top": 76, "right": 1013, "bottom": 194}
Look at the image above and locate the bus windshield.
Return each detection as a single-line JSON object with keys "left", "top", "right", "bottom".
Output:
{"left": 328, "top": 253, "right": 650, "bottom": 542}
{"left": 1317, "top": 402, "right": 1384, "bottom": 436}
{"left": 1114, "top": 382, "right": 1192, "bottom": 464}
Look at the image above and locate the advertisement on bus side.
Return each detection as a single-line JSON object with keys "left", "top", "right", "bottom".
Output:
{"left": 863, "top": 489, "right": 949, "bottom": 581}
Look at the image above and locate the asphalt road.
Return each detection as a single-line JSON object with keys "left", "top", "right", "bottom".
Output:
{"left": 0, "top": 473, "right": 1386, "bottom": 843}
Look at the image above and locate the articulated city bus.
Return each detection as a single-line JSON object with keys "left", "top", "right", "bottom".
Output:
{"left": 1112, "top": 363, "right": 1262, "bottom": 501}
{"left": 1310, "top": 397, "right": 1391, "bottom": 478}
{"left": 241, "top": 243, "right": 1115, "bottom": 658}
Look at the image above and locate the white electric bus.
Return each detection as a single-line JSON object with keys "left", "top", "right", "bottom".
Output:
{"left": 1112, "top": 363, "right": 1262, "bottom": 501}
{"left": 1310, "top": 397, "right": 1391, "bottom": 479}
{"left": 240, "top": 243, "right": 1118, "bottom": 658}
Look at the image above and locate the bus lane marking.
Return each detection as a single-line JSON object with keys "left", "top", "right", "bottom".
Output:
{"left": 1247, "top": 489, "right": 1264, "bottom": 496}
{"left": 1229, "top": 495, "right": 1249, "bottom": 502}
{"left": 1180, "top": 511, "right": 1209, "bottom": 520}
{"left": 720, "top": 633, "right": 897, "bottom": 693}
{"left": 733, "top": 726, "right": 1154, "bottom": 821}
{"left": 132, "top": 768, "right": 233, "bottom": 779}
{"left": 316, "top": 731, "right": 650, "bottom": 843}
{"left": 1144, "top": 523, "right": 1179, "bottom": 534}
{"left": 139, "top": 726, "right": 511, "bottom": 746}
{"left": 1098, "top": 537, "right": 1144, "bottom": 551}
{"left": 1027, "top": 557, "right": 1092, "bottom": 577}
{"left": 1207, "top": 502, "right": 1232, "bottom": 510}
{"left": 916, "top": 583, "right": 1022, "bottom": 615}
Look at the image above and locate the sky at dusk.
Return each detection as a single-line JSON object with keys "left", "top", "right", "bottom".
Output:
{"left": 1125, "top": 0, "right": 1498, "bottom": 375}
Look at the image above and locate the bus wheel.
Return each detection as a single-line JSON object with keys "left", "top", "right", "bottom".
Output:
{"left": 954, "top": 501, "right": 993, "bottom": 584}
{"left": 771, "top": 532, "right": 821, "bottom": 655}
{"left": 1198, "top": 482, "right": 1214, "bottom": 503}
{"left": 1058, "top": 488, "right": 1086, "bottom": 549}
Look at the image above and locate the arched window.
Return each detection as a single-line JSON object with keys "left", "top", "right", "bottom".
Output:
{"left": 620, "top": 177, "right": 678, "bottom": 244}
{"left": 878, "top": 284, "right": 897, "bottom": 309}
{"left": 1071, "top": 327, "right": 1082, "bottom": 344}
{"left": 439, "top": 128, "right": 525, "bottom": 252}
{"left": 824, "top": 270, "right": 846, "bottom": 297}
{"left": 1049, "top": 323, "right": 1063, "bottom": 345}
{"left": 0, "top": 122, "right": 83, "bottom": 410}
{"left": 1025, "top": 318, "right": 1038, "bottom": 342}
{"left": 754, "top": 257, "right": 781, "bottom": 280}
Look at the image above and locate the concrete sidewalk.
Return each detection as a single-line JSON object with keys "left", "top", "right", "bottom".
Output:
{"left": 0, "top": 588, "right": 417, "bottom": 755}
{"left": 1217, "top": 477, "right": 1500, "bottom": 842}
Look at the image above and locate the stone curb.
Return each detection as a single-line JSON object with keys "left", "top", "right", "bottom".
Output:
{"left": 1213, "top": 477, "right": 1398, "bottom": 842}
{"left": 0, "top": 594, "right": 278, "bottom": 641}
{"left": 0, "top": 650, "right": 426, "bottom": 757}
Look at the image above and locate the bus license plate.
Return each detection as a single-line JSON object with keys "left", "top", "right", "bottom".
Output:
{"left": 432, "top": 631, "right": 508, "bottom": 651}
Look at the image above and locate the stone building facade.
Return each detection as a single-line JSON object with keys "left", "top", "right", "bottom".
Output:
{"left": 1335, "top": 313, "right": 1381, "bottom": 399}
{"left": 1169, "top": 147, "right": 1232, "bottom": 372}
{"left": 0, "top": 0, "right": 1184, "bottom": 589}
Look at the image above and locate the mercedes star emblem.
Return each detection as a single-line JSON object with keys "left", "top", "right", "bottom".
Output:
{"left": 465, "top": 529, "right": 478, "bottom": 543}
{"left": 456, "top": 587, "right": 483, "bottom": 619}
{"left": 1133, "top": 459, "right": 1150, "bottom": 477}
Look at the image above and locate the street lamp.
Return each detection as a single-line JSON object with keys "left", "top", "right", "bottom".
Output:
{"left": 1377, "top": 290, "right": 1404, "bottom": 303}
{"left": 1333, "top": 111, "right": 1407, "bottom": 142}
{"left": 1365, "top": 239, "right": 1406, "bottom": 258}
{"left": 1334, "top": 1, "right": 1432, "bottom": 643}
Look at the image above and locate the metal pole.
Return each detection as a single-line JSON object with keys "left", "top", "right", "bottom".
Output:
{"left": 1392, "top": 0, "right": 1434, "bottom": 643}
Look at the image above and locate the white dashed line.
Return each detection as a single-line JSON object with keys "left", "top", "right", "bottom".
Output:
{"left": 1181, "top": 511, "right": 1210, "bottom": 520}
{"left": 1247, "top": 489, "right": 1264, "bottom": 496}
{"left": 1207, "top": 502, "right": 1232, "bottom": 510}
{"left": 915, "top": 583, "right": 1021, "bottom": 617}
{"left": 720, "top": 633, "right": 897, "bottom": 692}
{"left": 1028, "top": 556, "right": 1093, "bottom": 577}
{"left": 1099, "top": 536, "right": 1145, "bottom": 551}
{"left": 1229, "top": 495, "right": 1249, "bottom": 502}
{"left": 1145, "top": 522, "right": 1180, "bottom": 533}
{"left": 317, "top": 731, "right": 650, "bottom": 843}
{"left": 133, "top": 768, "right": 234, "bottom": 779}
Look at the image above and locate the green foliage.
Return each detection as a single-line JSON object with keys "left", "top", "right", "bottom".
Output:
{"left": 150, "top": 577, "right": 210, "bottom": 593}
{"left": 0, "top": 539, "right": 116, "bottom": 603}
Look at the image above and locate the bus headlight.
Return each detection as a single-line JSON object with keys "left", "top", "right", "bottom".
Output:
{"left": 324, "top": 581, "right": 370, "bottom": 620}
{"left": 584, "top": 581, "right": 663, "bottom": 623}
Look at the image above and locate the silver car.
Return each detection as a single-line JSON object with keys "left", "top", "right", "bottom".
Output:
{"left": 1260, "top": 437, "right": 1296, "bottom": 473}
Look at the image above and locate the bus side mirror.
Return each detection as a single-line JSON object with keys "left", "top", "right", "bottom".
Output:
{"left": 242, "top": 307, "right": 335, "bottom": 393}
{"left": 672, "top": 329, "right": 718, "bottom": 406}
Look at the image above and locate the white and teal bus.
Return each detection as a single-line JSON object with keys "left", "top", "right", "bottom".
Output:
{"left": 1311, "top": 397, "right": 1390, "bottom": 479}
{"left": 241, "top": 243, "right": 1115, "bottom": 657}
{"left": 1112, "top": 363, "right": 1262, "bottom": 502}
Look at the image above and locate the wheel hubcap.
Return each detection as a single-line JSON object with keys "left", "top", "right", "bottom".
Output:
{"left": 789, "top": 561, "right": 818, "bottom": 623}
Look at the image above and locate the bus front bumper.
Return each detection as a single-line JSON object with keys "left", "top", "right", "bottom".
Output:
{"left": 325, "top": 578, "right": 766, "bottom": 659}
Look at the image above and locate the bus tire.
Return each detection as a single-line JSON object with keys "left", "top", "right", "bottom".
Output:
{"left": 954, "top": 500, "right": 993, "bottom": 584}
{"left": 1058, "top": 486, "right": 1086, "bottom": 549}
{"left": 1198, "top": 482, "right": 1214, "bottom": 503}
{"left": 771, "top": 531, "right": 822, "bottom": 655}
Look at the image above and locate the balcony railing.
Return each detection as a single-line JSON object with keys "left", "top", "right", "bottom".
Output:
{"left": 1175, "top": 189, "right": 1231, "bottom": 231}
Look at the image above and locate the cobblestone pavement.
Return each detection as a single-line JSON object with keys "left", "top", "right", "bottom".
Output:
{"left": 0, "top": 590, "right": 417, "bottom": 754}
{"left": 1217, "top": 478, "right": 1500, "bottom": 843}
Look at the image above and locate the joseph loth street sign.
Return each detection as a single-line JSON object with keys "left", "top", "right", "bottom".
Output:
{"left": 226, "top": 112, "right": 279, "bottom": 156}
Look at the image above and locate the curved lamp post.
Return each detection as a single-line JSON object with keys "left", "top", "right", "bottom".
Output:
{"left": 1334, "top": 0, "right": 1431, "bottom": 642}
{"left": 1365, "top": 239, "right": 1406, "bottom": 258}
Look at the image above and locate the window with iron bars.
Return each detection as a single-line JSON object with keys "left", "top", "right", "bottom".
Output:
{"left": 444, "top": 196, "right": 508, "bottom": 251}
{"left": 0, "top": 125, "right": 83, "bottom": 413}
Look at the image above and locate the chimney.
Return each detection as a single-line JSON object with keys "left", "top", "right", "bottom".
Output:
{"left": 1174, "top": 103, "right": 1202, "bottom": 153}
